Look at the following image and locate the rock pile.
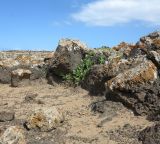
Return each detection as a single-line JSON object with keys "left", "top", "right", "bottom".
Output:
{"left": 0, "top": 51, "right": 53, "bottom": 85}
{"left": 1, "top": 32, "right": 160, "bottom": 144}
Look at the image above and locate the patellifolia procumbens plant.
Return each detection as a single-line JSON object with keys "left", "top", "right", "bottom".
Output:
{"left": 63, "top": 51, "right": 106, "bottom": 85}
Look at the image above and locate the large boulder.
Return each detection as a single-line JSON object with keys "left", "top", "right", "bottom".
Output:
{"left": 137, "top": 31, "right": 160, "bottom": 50}
{"left": 11, "top": 69, "right": 32, "bottom": 87}
{"left": 83, "top": 56, "right": 147, "bottom": 95}
{"left": 105, "top": 58, "right": 159, "bottom": 115}
{"left": 48, "top": 39, "right": 88, "bottom": 77}
{"left": 82, "top": 64, "right": 109, "bottom": 95}
{"left": 107, "top": 60, "right": 157, "bottom": 92}
{"left": 0, "top": 59, "right": 20, "bottom": 84}
{"left": 130, "top": 31, "right": 160, "bottom": 64}
{"left": 0, "top": 126, "right": 26, "bottom": 144}
{"left": 24, "top": 106, "right": 64, "bottom": 132}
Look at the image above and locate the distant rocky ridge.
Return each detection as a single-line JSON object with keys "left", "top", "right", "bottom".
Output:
{"left": 0, "top": 51, "right": 54, "bottom": 85}
{"left": 1, "top": 32, "right": 160, "bottom": 143}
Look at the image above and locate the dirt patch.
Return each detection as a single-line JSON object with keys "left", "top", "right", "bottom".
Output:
{"left": 0, "top": 82, "right": 153, "bottom": 144}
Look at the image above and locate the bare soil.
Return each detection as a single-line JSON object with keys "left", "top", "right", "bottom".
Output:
{"left": 0, "top": 81, "right": 153, "bottom": 144}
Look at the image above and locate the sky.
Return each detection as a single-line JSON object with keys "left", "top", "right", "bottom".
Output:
{"left": 0, "top": 0, "right": 160, "bottom": 51}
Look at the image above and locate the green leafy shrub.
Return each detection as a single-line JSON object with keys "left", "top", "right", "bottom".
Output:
{"left": 98, "top": 55, "right": 106, "bottom": 64}
{"left": 63, "top": 51, "right": 106, "bottom": 85}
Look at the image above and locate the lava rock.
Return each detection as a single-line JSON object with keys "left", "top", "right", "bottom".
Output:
{"left": 105, "top": 58, "right": 159, "bottom": 116}
{"left": 139, "top": 123, "right": 160, "bottom": 144}
{"left": 11, "top": 69, "right": 32, "bottom": 87}
{"left": 82, "top": 64, "right": 109, "bottom": 95}
{"left": 47, "top": 39, "right": 88, "bottom": 77}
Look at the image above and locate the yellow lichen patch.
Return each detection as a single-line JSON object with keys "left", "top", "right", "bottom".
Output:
{"left": 128, "top": 63, "right": 156, "bottom": 85}
{"left": 106, "top": 61, "right": 157, "bottom": 91}
{"left": 29, "top": 112, "right": 46, "bottom": 127}
{"left": 15, "top": 55, "right": 31, "bottom": 63}
{"left": 113, "top": 42, "right": 136, "bottom": 56}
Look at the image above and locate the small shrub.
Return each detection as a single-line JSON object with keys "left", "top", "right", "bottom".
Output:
{"left": 96, "top": 46, "right": 110, "bottom": 51}
{"left": 63, "top": 51, "right": 106, "bottom": 85}
{"left": 98, "top": 55, "right": 106, "bottom": 64}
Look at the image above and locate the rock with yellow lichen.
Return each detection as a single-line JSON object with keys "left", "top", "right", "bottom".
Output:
{"left": 24, "top": 106, "right": 64, "bottom": 132}
{"left": 105, "top": 57, "right": 160, "bottom": 115}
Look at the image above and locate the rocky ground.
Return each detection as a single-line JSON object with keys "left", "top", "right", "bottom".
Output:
{"left": 0, "top": 81, "right": 153, "bottom": 144}
{"left": 1, "top": 32, "right": 160, "bottom": 144}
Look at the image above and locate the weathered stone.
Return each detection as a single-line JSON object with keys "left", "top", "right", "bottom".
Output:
{"left": 48, "top": 39, "right": 88, "bottom": 76}
{"left": 131, "top": 31, "right": 160, "bottom": 57}
{"left": 11, "top": 69, "right": 32, "bottom": 78}
{"left": 82, "top": 64, "right": 109, "bottom": 95}
{"left": 0, "top": 126, "right": 26, "bottom": 144}
{"left": 0, "top": 59, "right": 20, "bottom": 68}
{"left": 0, "top": 51, "right": 51, "bottom": 84}
{"left": 113, "top": 42, "right": 136, "bottom": 58}
{"left": 24, "top": 106, "right": 64, "bottom": 132}
{"left": 147, "top": 50, "right": 160, "bottom": 68}
{"left": 24, "top": 93, "right": 38, "bottom": 103}
{"left": 105, "top": 59, "right": 159, "bottom": 115}
{"left": 139, "top": 123, "right": 160, "bottom": 144}
{"left": 107, "top": 56, "right": 146, "bottom": 78}
{"left": 83, "top": 56, "right": 147, "bottom": 95}
{"left": 138, "top": 31, "right": 160, "bottom": 48}
{"left": 0, "top": 67, "right": 12, "bottom": 84}
{"left": 106, "top": 60, "right": 157, "bottom": 92}
{"left": 0, "top": 111, "right": 14, "bottom": 122}
{"left": 11, "top": 69, "right": 32, "bottom": 87}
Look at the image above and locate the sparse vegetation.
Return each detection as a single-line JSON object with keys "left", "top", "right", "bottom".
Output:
{"left": 96, "top": 46, "right": 110, "bottom": 50}
{"left": 63, "top": 51, "right": 106, "bottom": 85}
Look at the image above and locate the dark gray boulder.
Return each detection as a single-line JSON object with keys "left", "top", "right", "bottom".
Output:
{"left": 48, "top": 39, "right": 88, "bottom": 76}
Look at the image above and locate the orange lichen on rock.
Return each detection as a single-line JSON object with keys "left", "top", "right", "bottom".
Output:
{"left": 152, "top": 39, "right": 160, "bottom": 48}
{"left": 113, "top": 42, "right": 136, "bottom": 57}
{"left": 106, "top": 60, "right": 157, "bottom": 91}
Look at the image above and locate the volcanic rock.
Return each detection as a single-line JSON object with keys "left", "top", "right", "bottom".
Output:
{"left": 47, "top": 39, "right": 88, "bottom": 78}
{"left": 11, "top": 69, "right": 32, "bottom": 87}
{"left": 139, "top": 122, "right": 160, "bottom": 144}
{"left": 105, "top": 58, "right": 159, "bottom": 115}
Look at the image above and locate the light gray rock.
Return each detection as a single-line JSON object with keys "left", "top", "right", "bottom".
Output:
{"left": 24, "top": 106, "right": 64, "bottom": 132}
{"left": 0, "top": 126, "right": 26, "bottom": 144}
{"left": 0, "top": 111, "right": 14, "bottom": 122}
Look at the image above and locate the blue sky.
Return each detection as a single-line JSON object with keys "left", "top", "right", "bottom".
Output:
{"left": 0, "top": 0, "right": 160, "bottom": 51}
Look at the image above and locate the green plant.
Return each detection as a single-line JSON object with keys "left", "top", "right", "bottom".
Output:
{"left": 63, "top": 51, "right": 106, "bottom": 85}
{"left": 98, "top": 55, "right": 105, "bottom": 64}
{"left": 96, "top": 46, "right": 110, "bottom": 51}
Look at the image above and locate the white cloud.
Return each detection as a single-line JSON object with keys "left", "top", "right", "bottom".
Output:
{"left": 71, "top": 0, "right": 160, "bottom": 26}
